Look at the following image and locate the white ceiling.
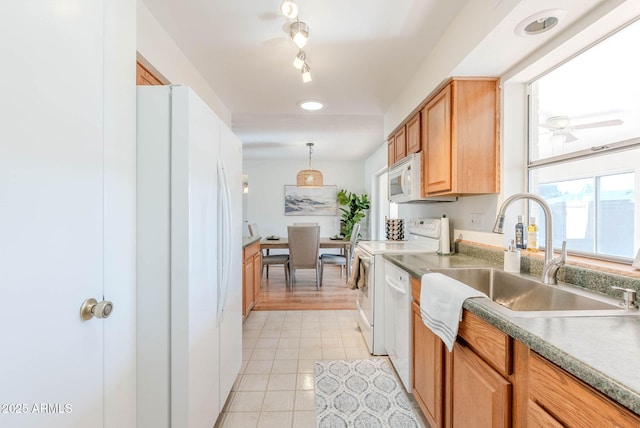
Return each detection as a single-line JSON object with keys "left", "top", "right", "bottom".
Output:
{"left": 140, "top": 0, "right": 614, "bottom": 161}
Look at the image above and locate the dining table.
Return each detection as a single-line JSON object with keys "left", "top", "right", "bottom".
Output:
{"left": 260, "top": 236, "right": 350, "bottom": 254}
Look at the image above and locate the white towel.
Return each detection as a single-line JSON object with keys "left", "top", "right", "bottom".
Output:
{"left": 420, "top": 272, "right": 488, "bottom": 352}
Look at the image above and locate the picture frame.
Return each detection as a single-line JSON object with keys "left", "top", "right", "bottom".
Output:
{"left": 284, "top": 185, "right": 337, "bottom": 216}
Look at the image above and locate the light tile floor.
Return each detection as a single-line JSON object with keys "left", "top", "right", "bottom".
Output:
{"left": 215, "top": 309, "right": 428, "bottom": 428}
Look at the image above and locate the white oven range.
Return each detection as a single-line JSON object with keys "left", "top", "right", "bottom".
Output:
{"left": 354, "top": 217, "right": 449, "bottom": 356}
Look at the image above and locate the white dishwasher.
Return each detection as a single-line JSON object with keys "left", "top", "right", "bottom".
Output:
{"left": 384, "top": 259, "right": 412, "bottom": 392}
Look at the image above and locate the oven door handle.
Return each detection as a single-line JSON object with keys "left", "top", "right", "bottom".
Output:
{"left": 385, "top": 276, "right": 406, "bottom": 295}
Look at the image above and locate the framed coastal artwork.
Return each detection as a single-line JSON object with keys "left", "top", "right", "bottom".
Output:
{"left": 284, "top": 185, "right": 337, "bottom": 216}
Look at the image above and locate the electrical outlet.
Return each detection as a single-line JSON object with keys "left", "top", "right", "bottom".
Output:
{"left": 470, "top": 213, "right": 484, "bottom": 231}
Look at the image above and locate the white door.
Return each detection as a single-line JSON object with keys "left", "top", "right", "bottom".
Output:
{"left": 0, "top": 2, "right": 135, "bottom": 427}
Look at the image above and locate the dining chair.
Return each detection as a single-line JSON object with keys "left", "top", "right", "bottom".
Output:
{"left": 287, "top": 225, "right": 321, "bottom": 290}
{"left": 319, "top": 223, "right": 360, "bottom": 286}
{"left": 248, "top": 223, "right": 289, "bottom": 281}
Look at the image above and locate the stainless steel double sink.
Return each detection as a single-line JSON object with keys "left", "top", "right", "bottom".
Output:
{"left": 428, "top": 267, "right": 637, "bottom": 317}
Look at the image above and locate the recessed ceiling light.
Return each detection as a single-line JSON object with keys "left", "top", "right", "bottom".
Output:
{"left": 298, "top": 100, "right": 324, "bottom": 111}
{"left": 515, "top": 9, "right": 565, "bottom": 36}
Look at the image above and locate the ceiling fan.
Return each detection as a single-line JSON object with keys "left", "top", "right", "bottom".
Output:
{"left": 539, "top": 115, "right": 624, "bottom": 142}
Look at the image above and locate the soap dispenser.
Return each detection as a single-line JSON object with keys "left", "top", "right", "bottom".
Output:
{"left": 504, "top": 239, "right": 521, "bottom": 273}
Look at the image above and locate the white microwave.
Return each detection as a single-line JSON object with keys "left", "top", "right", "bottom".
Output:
{"left": 389, "top": 153, "right": 422, "bottom": 203}
{"left": 388, "top": 153, "right": 457, "bottom": 203}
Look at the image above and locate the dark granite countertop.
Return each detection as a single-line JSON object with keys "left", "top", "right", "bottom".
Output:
{"left": 242, "top": 236, "right": 261, "bottom": 248}
{"left": 384, "top": 253, "right": 640, "bottom": 415}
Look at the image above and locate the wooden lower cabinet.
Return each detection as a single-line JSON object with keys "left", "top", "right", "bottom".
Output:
{"left": 528, "top": 351, "right": 640, "bottom": 427}
{"left": 450, "top": 341, "right": 511, "bottom": 428}
{"left": 412, "top": 301, "right": 444, "bottom": 427}
{"left": 242, "top": 241, "right": 261, "bottom": 317}
{"left": 411, "top": 275, "right": 640, "bottom": 427}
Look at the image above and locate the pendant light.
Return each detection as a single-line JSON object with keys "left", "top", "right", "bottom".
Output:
{"left": 296, "top": 143, "right": 323, "bottom": 187}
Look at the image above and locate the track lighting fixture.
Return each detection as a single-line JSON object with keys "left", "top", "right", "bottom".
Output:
{"left": 301, "top": 63, "right": 312, "bottom": 83}
{"left": 293, "top": 50, "right": 306, "bottom": 70}
{"left": 280, "top": 0, "right": 298, "bottom": 19}
{"left": 290, "top": 18, "right": 309, "bottom": 49}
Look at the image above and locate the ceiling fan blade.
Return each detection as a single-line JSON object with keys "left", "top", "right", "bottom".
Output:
{"left": 539, "top": 123, "right": 555, "bottom": 129}
{"left": 564, "top": 133, "right": 578, "bottom": 142}
{"left": 573, "top": 119, "right": 624, "bottom": 129}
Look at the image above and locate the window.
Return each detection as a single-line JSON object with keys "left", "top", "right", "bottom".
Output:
{"left": 528, "top": 19, "right": 640, "bottom": 261}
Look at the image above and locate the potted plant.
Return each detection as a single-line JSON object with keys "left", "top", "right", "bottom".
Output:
{"left": 337, "top": 189, "right": 370, "bottom": 240}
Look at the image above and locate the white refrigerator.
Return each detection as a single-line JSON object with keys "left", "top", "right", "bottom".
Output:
{"left": 136, "top": 85, "right": 242, "bottom": 428}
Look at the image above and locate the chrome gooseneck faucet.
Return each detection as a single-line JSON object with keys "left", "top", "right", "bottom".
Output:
{"left": 493, "top": 193, "right": 567, "bottom": 285}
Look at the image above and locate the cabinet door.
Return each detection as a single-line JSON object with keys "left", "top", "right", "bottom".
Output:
{"left": 527, "top": 400, "right": 564, "bottom": 428}
{"left": 412, "top": 302, "right": 444, "bottom": 427}
{"left": 388, "top": 139, "right": 395, "bottom": 166}
{"left": 529, "top": 352, "right": 640, "bottom": 427}
{"left": 253, "top": 252, "right": 262, "bottom": 301}
{"left": 422, "top": 84, "right": 452, "bottom": 195}
{"left": 394, "top": 127, "right": 407, "bottom": 163}
{"left": 406, "top": 113, "right": 421, "bottom": 154}
{"left": 243, "top": 257, "right": 254, "bottom": 316}
{"left": 450, "top": 341, "right": 511, "bottom": 428}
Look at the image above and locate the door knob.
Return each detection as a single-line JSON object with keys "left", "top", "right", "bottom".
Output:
{"left": 80, "top": 298, "right": 114, "bottom": 320}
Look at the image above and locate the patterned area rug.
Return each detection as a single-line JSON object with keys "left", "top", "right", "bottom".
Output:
{"left": 314, "top": 359, "right": 421, "bottom": 428}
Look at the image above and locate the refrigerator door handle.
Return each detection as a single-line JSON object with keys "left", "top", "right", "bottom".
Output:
{"left": 217, "top": 158, "right": 233, "bottom": 324}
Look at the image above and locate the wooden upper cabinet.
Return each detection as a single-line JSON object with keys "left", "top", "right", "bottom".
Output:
{"left": 387, "top": 138, "right": 395, "bottom": 167}
{"left": 394, "top": 127, "right": 407, "bottom": 164}
{"left": 422, "top": 85, "right": 452, "bottom": 195}
{"left": 136, "top": 60, "right": 164, "bottom": 86}
{"left": 421, "top": 78, "right": 499, "bottom": 197}
{"left": 406, "top": 112, "right": 421, "bottom": 154}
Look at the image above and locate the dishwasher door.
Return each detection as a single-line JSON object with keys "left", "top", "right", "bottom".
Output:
{"left": 384, "top": 260, "right": 412, "bottom": 391}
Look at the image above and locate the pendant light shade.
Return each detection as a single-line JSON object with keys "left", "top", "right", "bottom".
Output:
{"left": 296, "top": 143, "right": 323, "bottom": 187}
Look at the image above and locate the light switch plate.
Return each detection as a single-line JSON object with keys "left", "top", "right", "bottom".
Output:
{"left": 633, "top": 249, "right": 640, "bottom": 270}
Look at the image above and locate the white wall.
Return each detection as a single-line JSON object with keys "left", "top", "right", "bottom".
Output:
{"left": 136, "top": 0, "right": 232, "bottom": 127}
{"left": 243, "top": 159, "right": 365, "bottom": 239}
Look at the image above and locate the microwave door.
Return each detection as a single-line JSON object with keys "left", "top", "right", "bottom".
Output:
{"left": 389, "top": 170, "right": 404, "bottom": 200}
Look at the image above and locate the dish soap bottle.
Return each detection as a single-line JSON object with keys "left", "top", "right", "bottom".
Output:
{"left": 527, "top": 217, "right": 538, "bottom": 252}
{"left": 515, "top": 215, "right": 525, "bottom": 249}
